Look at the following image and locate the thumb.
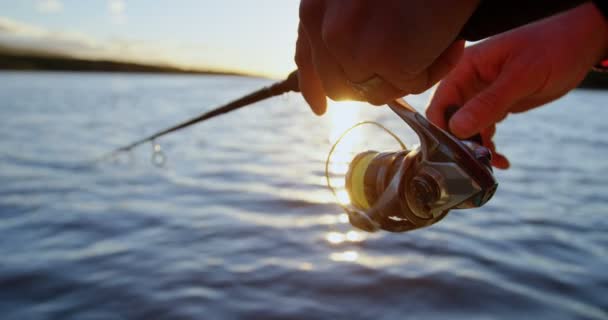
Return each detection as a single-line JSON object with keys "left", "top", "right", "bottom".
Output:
{"left": 449, "top": 66, "right": 538, "bottom": 139}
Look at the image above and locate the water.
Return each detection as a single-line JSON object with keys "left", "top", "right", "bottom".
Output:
{"left": 0, "top": 72, "right": 606, "bottom": 320}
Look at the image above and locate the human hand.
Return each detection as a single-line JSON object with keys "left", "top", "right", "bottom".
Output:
{"left": 295, "top": 0, "right": 480, "bottom": 115}
{"left": 426, "top": 2, "right": 608, "bottom": 169}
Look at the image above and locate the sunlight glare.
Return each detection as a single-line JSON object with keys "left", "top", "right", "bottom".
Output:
{"left": 325, "top": 230, "right": 366, "bottom": 245}
{"left": 338, "top": 213, "right": 349, "bottom": 223}
{"left": 330, "top": 250, "right": 359, "bottom": 262}
{"left": 327, "top": 101, "right": 364, "bottom": 143}
{"left": 326, "top": 101, "right": 364, "bottom": 206}
{"left": 335, "top": 189, "right": 351, "bottom": 205}
{"left": 326, "top": 232, "right": 346, "bottom": 244}
{"left": 298, "top": 262, "right": 314, "bottom": 271}
{"left": 346, "top": 230, "right": 365, "bottom": 242}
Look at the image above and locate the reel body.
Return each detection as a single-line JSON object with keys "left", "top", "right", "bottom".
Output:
{"left": 330, "top": 99, "right": 498, "bottom": 233}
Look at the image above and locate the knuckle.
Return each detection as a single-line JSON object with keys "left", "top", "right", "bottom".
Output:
{"left": 367, "top": 95, "right": 388, "bottom": 106}
{"left": 326, "top": 91, "right": 342, "bottom": 101}
{"left": 321, "top": 20, "right": 347, "bottom": 49}
{"left": 393, "top": 74, "right": 429, "bottom": 95}
{"left": 474, "top": 90, "right": 501, "bottom": 110}
{"left": 365, "top": 86, "right": 400, "bottom": 106}
{"left": 408, "top": 82, "right": 430, "bottom": 95}
{"left": 323, "top": 83, "right": 346, "bottom": 101}
{"left": 496, "top": 111, "right": 509, "bottom": 123}
{"left": 394, "top": 63, "right": 426, "bottom": 84}
{"left": 352, "top": 44, "right": 382, "bottom": 71}
{"left": 328, "top": 85, "right": 357, "bottom": 102}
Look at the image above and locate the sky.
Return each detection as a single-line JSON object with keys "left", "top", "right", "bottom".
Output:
{"left": 0, "top": 0, "right": 301, "bottom": 77}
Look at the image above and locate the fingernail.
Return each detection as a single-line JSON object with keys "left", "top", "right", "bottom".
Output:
{"left": 449, "top": 110, "right": 477, "bottom": 138}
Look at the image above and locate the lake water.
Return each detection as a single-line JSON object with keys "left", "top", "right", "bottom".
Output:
{"left": 0, "top": 72, "right": 607, "bottom": 319}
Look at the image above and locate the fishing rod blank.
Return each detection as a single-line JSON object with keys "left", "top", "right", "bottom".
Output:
{"left": 99, "top": 70, "right": 300, "bottom": 163}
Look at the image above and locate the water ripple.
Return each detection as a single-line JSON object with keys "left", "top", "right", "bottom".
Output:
{"left": 0, "top": 73, "right": 606, "bottom": 319}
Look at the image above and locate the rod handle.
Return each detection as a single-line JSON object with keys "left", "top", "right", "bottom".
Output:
{"left": 270, "top": 70, "right": 300, "bottom": 95}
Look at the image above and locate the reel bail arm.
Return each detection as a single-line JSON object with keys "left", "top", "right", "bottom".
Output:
{"left": 333, "top": 99, "right": 498, "bottom": 233}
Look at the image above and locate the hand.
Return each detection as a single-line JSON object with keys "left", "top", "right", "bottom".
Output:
{"left": 295, "top": 0, "right": 480, "bottom": 115}
{"left": 426, "top": 2, "right": 608, "bottom": 169}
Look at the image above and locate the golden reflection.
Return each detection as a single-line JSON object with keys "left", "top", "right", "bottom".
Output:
{"left": 325, "top": 101, "right": 365, "bottom": 206}
{"left": 298, "top": 262, "right": 314, "bottom": 271}
{"left": 327, "top": 101, "right": 364, "bottom": 143}
{"left": 318, "top": 214, "right": 340, "bottom": 225}
{"left": 330, "top": 250, "right": 359, "bottom": 262}
{"left": 325, "top": 230, "right": 366, "bottom": 245}
{"left": 326, "top": 231, "right": 346, "bottom": 244}
{"left": 345, "top": 230, "right": 364, "bottom": 242}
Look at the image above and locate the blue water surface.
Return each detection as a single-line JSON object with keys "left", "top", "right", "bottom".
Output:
{"left": 0, "top": 72, "right": 606, "bottom": 320}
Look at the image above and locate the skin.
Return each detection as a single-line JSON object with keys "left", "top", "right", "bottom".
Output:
{"left": 295, "top": 0, "right": 480, "bottom": 115}
{"left": 426, "top": 2, "right": 608, "bottom": 169}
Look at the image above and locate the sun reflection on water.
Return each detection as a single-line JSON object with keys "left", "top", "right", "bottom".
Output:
{"left": 329, "top": 250, "right": 359, "bottom": 262}
{"left": 325, "top": 101, "right": 365, "bottom": 206}
{"left": 321, "top": 102, "right": 372, "bottom": 264}
{"left": 326, "top": 231, "right": 346, "bottom": 244}
{"left": 327, "top": 101, "right": 365, "bottom": 143}
{"left": 325, "top": 230, "right": 367, "bottom": 244}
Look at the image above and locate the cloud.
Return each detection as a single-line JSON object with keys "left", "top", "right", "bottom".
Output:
{"left": 108, "top": 0, "right": 127, "bottom": 24}
{"left": 36, "top": 0, "right": 63, "bottom": 14}
{"left": 0, "top": 17, "right": 171, "bottom": 66}
{"left": 0, "top": 16, "right": 288, "bottom": 77}
{"left": 109, "top": 0, "right": 124, "bottom": 14}
{"left": 0, "top": 17, "right": 47, "bottom": 37}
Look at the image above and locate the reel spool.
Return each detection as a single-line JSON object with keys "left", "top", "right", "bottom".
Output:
{"left": 326, "top": 100, "right": 498, "bottom": 233}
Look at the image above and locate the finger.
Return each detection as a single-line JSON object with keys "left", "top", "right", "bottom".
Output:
{"left": 480, "top": 126, "right": 510, "bottom": 169}
{"left": 426, "top": 83, "right": 462, "bottom": 130}
{"left": 486, "top": 139, "right": 510, "bottom": 169}
{"left": 321, "top": 1, "right": 371, "bottom": 82}
{"left": 378, "top": 40, "right": 465, "bottom": 96}
{"left": 425, "top": 49, "right": 484, "bottom": 130}
{"left": 299, "top": 1, "right": 358, "bottom": 102}
{"left": 358, "top": 77, "right": 406, "bottom": 106}
{"left": 492, "top": 152, "right": 511, "bottom": 169}
{"left": 425, "top": 40, "right": 465, "bottom": 90}
{"left": 295, "top": 24, "right": 327, "bottom": 115}
{"left": 320, "top": 2, "right": 405, "bottom": 105}
{"left": 448, "top": 65, "right": 540, "bottom": 139}
{"left": 366, "top": 34, "right": 434, "bottom": 95}
{"left": 302, "top": 2, "right": 403, "bottom": 105}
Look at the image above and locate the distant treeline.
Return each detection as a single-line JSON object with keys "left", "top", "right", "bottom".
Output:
{"left": 0, "top": 53, "right": 245, "bottom": 76}
{"left": 0, "top": 51, "right": 605, "bottom": 89}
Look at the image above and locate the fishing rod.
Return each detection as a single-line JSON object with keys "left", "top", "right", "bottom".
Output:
{"left": 94, "top": 2, "right": 586, "bottom": 232}
{"left": 98, "top": 70, "right": 300, "bottom": 163}
{"left": 97, "top": 0, "right": 582, "bottom": 164}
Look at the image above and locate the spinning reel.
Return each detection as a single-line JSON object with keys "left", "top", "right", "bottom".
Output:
{"left": 327, "top": 100, "right": 498, "bottom": 232}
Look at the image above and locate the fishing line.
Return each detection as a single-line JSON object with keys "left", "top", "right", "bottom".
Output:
{"left": 325, "top": 121, "right": 406, "bottom": 210}
{"left": 95, "top": 70, "right": 300, "bottom": 166}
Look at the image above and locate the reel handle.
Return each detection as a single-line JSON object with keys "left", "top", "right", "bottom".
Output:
{"left": 444, "top": 105, "right": 483, "bottom": 145}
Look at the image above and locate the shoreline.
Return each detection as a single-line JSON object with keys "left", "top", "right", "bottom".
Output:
{"left": 0, "top": 52, "right": 260, "bottom": 78}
